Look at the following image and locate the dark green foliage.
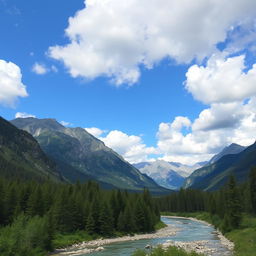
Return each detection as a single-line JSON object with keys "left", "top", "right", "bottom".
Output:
{"left": 0, "top": 214, "right": 52, "bottom": 256}
{"left": 0, "top": 117, "right": 62, "bottom": 183}
{"left": 249, "top": 167, "right": 256, "bottom": 214}
{"left": 99, "top": 203, "right": 113, "bottom": 236}
{"left": 0, "top": 178, "right": 160, "bottom": 255}
{"left": 224, "top": 176, "right": 242, "bottom": 230}
{"left": 157, "top": 170, "right": 256, "bottom": 233}
{"left": 85, "top": 212, "right": 96, "bottom": 235}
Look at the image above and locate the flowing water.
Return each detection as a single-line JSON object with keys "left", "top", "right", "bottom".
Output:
{"left": 68, "top": 217, "right": 232, "bottom": 256}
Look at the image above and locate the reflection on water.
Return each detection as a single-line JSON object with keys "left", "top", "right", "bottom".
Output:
{"left": 68, "top": 217, "right": 232, "bottom": 256}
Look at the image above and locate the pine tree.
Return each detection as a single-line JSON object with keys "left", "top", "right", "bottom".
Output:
{"left": 249, "top": 167, "right": 256, "bottom": 214}
{"left": 225, "top": 175, "right": 242, "bottom": 229}
{"left": 86, "top": 211, "right": 96, "bottom": 235}
{"left": 99, "top": 203, "right": 113, "bottom": 236}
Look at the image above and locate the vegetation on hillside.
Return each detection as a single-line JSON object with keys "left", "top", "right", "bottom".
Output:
{"left": 158, "top": 168, "right": 256, "bottom": 256}
{"left": 158, "top": 168, "right": 256, "bottom": 232}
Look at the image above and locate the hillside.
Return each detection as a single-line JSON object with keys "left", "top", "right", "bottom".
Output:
{"left": 208, "top": 143, "right": 246, "bottom": 164}
{"left": 184, "top": 142, "right": 256, "bottom": 191}
{"left": 11, "top": 117, "right": 170, "bottom": 193}
{"left": 0, "top": 116, "right": 62, "bottom": 182}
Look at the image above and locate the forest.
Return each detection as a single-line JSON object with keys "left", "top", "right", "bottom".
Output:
{"left": 0, "top": 179, "right": 160, "bottom": 256}
{"left": 157, "top": 167, "right": 256, "bottom": 233}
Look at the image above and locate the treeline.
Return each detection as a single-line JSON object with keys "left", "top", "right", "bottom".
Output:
{"left": 0, "top": 179, "right": 160, "bottom": 256}
{"left": 157, "top": 168, "right": 256, "bottom": 232}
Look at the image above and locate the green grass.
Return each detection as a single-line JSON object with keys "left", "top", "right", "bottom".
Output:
{"left": 162, "top": 212, "right": 256, "bottom": 256}
{"left": 155, "top": 221, "right": 168, "bottom": 230}
{"left": 226, "top": 215, "right": 256, "bottom": 256}
{"left": 52, "top": 230, "right": 96, "bottom": 248}
{"left": 132, "top": 245, "right": 204, "bottom": 256}
{"left": 52, "top": 221, "right": 167, "bottom": 250}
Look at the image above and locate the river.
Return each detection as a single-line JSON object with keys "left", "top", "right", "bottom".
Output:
{"left": 59, "top": 217, "right": 233, "bottom": 256}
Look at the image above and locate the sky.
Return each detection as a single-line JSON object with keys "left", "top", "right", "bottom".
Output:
{"left": 1, "top": 0, "right": 256, "bottom": 164}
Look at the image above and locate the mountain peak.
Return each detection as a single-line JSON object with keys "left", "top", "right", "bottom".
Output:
{"left": 209, "top": 143, "right": 246, "bottom": 164}
{"left": 11, "top": 117, "right": 169, "bottom": 194}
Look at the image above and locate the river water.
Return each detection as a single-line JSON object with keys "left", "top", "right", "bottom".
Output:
{"left": 69, "top": 217, "right": 232, "bottom": 256}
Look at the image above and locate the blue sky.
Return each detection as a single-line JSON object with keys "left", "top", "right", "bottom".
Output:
{"left": 1, "top": 0, "right": 256, "bottom": 164}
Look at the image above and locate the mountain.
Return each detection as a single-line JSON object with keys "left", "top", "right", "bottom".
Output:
{"left": 208, "top": 143, "right": 246, "bottom": 164}
{"left": 0, "top": 116, "right": 62, "bottom": 182}
{"left": 11, "top": 117, "right": 170, "bottom": 193}
{"left": 133, "top": 160, "right": 205, "bottom": 190}
{"left": 183, "top": 142, "right": 256, "bottom": 191}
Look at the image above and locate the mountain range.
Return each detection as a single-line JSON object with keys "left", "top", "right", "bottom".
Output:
{"left": 11, "top": 117, "right": 169, "bottom": 194}
{"left": 1, "top": 115, "right": 254, "bottom": 193}
{"left": 134, "top": 160, "right": 205, "bottom": 190}
{"left": 184, "top": 142, "right": 255, "bottom": 191}
{"left": 208, "top": 143, "right": 246, "bottom": 164}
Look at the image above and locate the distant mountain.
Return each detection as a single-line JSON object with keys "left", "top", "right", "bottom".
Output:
{"left": 134, "top": 160, "right": 205, "bottom": 190}
{"left": 0, "top": 117, "right": 62, "bottom": 182}
{"left": 12, "top": 117, "right": 170, "bottom": 194}
{"left": 183, "top": 142, "right": 256, "bottom": 191}
{"left": 208, "top": 143, "right": 246, "bottom": 164}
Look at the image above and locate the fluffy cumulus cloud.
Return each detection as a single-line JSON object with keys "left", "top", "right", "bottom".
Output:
{"left": 0, "top": 60, "right": 28, "bottom": 106}
{"left": 15, "top": 112, "right": 36, "bottom": 118}
{"left": 32, "top": 62, "right": 48, "bottom": 75}
{"left": 99, "top": 130, "right": 157, "bottom": 163}
{"left": 85, "top": 127, "right": 104, "bottom": 137}
{"left": 90, "top": 97, "right": 256, "bottom": 164}
{"left": 32, "top": 62, "right": 58, "bottom": 75}
{"left": 49, "top": 0, "right": 256, "bottom": 85}
{"left": 186, "top": 54, "right": 256, "bottom": 104}
{"left": 156, "top": 98, "right": 256, "bottom": 164}
{"left": 160, "top": 52, "right": 256, "bottom": 164}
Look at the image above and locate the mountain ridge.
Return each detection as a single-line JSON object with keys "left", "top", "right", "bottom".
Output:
{"left": 183, "top": 142, "right": 256, "bottom": 191}
{"left": 0, "top": 116, "right": 62, "bottom": 182}
{"left": 134, "top": 160, "right": 205, "bottom": 190}
{"left": 11, "top": 117, "right": 170, "bottom": 194}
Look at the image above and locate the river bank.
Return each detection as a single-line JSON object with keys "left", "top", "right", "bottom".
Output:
{"left": 162, "top": 215, "right": 234, "bottom": 253}
{"left": 51, "top": 216, "right": 234, "bottom": 256}
{"left": 51, "top": 222, "right": 179, "bottom": 256}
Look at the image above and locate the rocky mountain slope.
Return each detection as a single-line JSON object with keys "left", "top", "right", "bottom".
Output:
{"left": 134, "top": 160, "right": 205, "bottom": 190}
{"left": 12, "top": 117, "right": 169, "bottom": 193}
{"left": 0, "top": 116, "right": 62, "bottom": 182}
{"left": 208, "top": 143, "right": 246, "bottom": 164}
{"left": 183, "top": 142, "right": 255, "bottom": 191}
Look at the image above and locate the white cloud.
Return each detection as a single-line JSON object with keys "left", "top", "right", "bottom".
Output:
{"left": 84, "top": 97, "right": 256, "bottom": 165}
{"left": 185, "top": 54, "right": 256, "bottom": 104}
{"left": 0, "top": 59, "right": 28, "bottom": 106}
{"left": 32, "top": 62, "right": 58, "bottom": 75}
{"left": 156, "top": 98, "right": 256, "bottom": 164}
{"left": 100, "top": 130, "right": 157, "bottom": 163}
{"left": 192, "top": 102, "right": 244, "bottom": 131}
{"left": 15, "top": 112, "right": 36, "bottom": 118}
{"left": 85, "top": 127, "right": 104, "bottom": 138}
{"left": 60, "top": 121, "right": 72, "bottom": 126}
{"left": 49, "top": 0, "right": 256, "bottom": 85}
{"left": 32, "top": 62, "right": 48, "bottom": 75}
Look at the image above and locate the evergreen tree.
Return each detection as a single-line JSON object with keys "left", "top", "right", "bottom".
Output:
{"left": 86, "top": 211, "right": 96, "bottom": 235}
{"left": 224, "top": 176, "right": 242, "bottom": 230}
{"left": 99, "top": 203, "right": 113, "bottom": 236}
{"left": 249, "top": 167, "right": 256, "bottom": 214}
